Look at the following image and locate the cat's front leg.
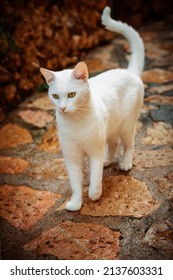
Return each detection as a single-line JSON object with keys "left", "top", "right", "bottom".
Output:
{"left": 64, "top": 153, "right": 83, "bottom": 211}
{"left": 89, "top": 154, "right": 104, "bottom": 201}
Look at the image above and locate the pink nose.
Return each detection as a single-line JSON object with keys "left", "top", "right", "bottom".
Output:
{"left": 60, "top": 107, "right": 67, "bottom": 112}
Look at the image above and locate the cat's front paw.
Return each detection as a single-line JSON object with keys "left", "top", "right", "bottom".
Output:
{"left": 65, "top": 199, "right": 82, "bottom": 211}
{"left": 89, "top": 186, "right": 102, "bottom": 201}
{"left": 119, "top": 161, "right": 132, "bottom": 171}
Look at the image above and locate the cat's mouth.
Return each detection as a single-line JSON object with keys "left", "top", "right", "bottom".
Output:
{"left": 59, "top": 111, "right": 68, "bottom": 114}
{"left": 58, "top": 106, "right": 76, "bottom": 115}
{"left": 58, "top": 109, "right": 72, "bottom": 115}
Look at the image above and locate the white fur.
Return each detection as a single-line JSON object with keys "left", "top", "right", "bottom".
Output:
{"left": 40, "top": 7, "right": 145, "bottom": 211}
{"left": 101, "top": 6, "right": 144, "bottom": 76}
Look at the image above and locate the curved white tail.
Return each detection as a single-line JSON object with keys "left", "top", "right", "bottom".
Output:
{"left": 101, "top": 6, "right": 144, "bottom": 76}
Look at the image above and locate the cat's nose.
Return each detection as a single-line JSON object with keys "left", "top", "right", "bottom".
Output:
{"left": 60, "top": 107, "right": 67, "bottom": 113}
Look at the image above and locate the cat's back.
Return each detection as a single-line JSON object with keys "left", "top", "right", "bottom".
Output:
{"left": 89, "top": 69, "right": 143, "bottom": 99}
{"left": 89, "top": 68, "right": 144, "bottom": 120}
{"left": 89, "top": 69, "right": 141, "bottom": 88}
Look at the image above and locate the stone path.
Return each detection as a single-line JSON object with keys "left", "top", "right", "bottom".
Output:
{"left": 0, "top": 17, "right": 173, "bottom": 260}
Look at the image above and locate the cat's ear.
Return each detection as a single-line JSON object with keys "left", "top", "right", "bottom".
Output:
{"left": 72, "top": 62, "right": 88, "bottom": 82}
{"left": 40, "top": 68, "right": 55, "bottom": 85}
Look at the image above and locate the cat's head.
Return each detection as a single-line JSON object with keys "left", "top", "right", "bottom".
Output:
{"left": 40, "top": 62, "right": 90, "bottom": 115}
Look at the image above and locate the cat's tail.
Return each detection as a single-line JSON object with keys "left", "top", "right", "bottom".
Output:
{"left": 101, "top": 6, "right": 144, "bottom": 76}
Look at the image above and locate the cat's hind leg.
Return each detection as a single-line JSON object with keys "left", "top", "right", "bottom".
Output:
{"left": 119, "top": 126, "right": 135, "bottom": 171}
{"left": 104, "top": 138, "right": 118, "bottom": 167}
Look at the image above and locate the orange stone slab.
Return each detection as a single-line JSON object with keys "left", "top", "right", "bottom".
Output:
{"left": 145, "top": 43, "right": 169, "bottom": 61}
{"left": 145, "top": 95, "right": 173, "bottom": 105}
{"left": 148, "top": 84, "right": 173, "bottom": 94}
{"left": 143, "top": 221, "right": 173, "bottom": 253}
{"left": 0, "top": 185, "right": 61, "bottom": 230}
{"left": 155, "top": 172, "right": 173, "bottom": 199}
{"left": 58, "top": 176, "right": 159, "bottom": 218}
{"left": 141, "top": 122, "right": 173, "bottom": 145}
{"left": 27, "top": 96, "right": 55, "bottom": 110}
{"left": 24, "top": 221, "right": 120, "bottom": 260}
{"left": 27, "top": 158, "right": 67, "bottom": 181}
{"left": 0, "top": 156, "right": 29, "bottom": 174}
{"left": 80, "top": 176, "right": 159, "bottom": 217}
{"left": 142, "top": 69, "right": 173, "bottom": 83}
{"left": 134, "top": 148, "right": 173, "bottom": 168}
{"left": 141, "top": 104, "right": 158, "bottom": 114}
{"left": 85, "top": 58, "right": 114, "bottom": 73}
{"left": 18, "top": 110, "right": 54, "bottom": 128}
{"left": 84, "top": 44, "right": 117, "bottom": 73}
{"left": 38, "top": 125, "right": 60, "bottom": 153}
{"left": 0, "top": 124, "right": 33, "bottom": 149}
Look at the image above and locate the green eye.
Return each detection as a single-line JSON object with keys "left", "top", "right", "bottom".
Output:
{"left": 52, "top": 94, "right": 59, "bottom": 99}
{"left": 68, "top": 92, "right": 76, "bottom": 98}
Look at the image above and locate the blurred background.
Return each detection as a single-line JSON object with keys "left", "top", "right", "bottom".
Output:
{"left": 0, "top": 0, "right": 173, "bottom": 120}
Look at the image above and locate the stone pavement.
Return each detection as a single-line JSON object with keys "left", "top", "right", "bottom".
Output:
{"left": 0, "top": 16, "right": 173, "bottom": 260}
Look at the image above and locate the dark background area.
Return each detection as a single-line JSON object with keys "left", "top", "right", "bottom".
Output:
{"left": 0, "top": 0, "right": 173, "bottom": 120}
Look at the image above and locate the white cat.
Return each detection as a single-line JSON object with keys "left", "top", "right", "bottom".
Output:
{"left": 40, "top": 7, "right": 144, "bottom": 211}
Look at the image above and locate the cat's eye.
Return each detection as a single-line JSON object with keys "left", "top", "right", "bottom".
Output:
{"left": 68, "top": 92, "right": 76, "bottom": 98}
{"left": 52, "top": 94, "right": 59, "bottom": 99}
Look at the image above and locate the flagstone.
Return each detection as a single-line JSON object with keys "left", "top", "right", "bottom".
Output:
{"left": 136, "top": 120, "right": 143, "bottom": 132}
{"left": 38, "top": 125, "right": 60, "bottom": 153}
{"left": 140, "top": 31, "right": 157, "bottom": 42}
{"left": 141, "top": 104, "right": 158, "bottom": 114}
{"left": 84, "top": 58, "right": 115, "bottom": 74}
{"left": 144, "top": 95, "right": 173, "bottom": 105}
{"left": 155, "top": 172, "right": 173, "bottom": 199}
{"left": 27, "top": 158, "right": 67, "bottom": 181}
{"left": 0, "top": 124, "right": 33, "bottom": 149}
{"left": 27, "top": 95, "right": 55, "bottom": 110}
{"left": 0, "top": 156, "right": 29, "bottom": 174}
{"left": 148, "top": 84, "right": 173, "bottom": 94}
{"left": 0, "top": 185, "right": 61, "bottom": 230}
{"left": 150, "top": 55, "right": 173, "bottom": 68}
{"left": 150, "top": 105, "right": 173, "bottom": 125}
{"left": 134, "top": 148, "right": 173, "bottom": 168}
{"left": 145, "top": 43, "right": 171, "bottom": 68}
{"left": 84, "top": 43, "right": 119, "bottom": 74}
{"left": 81, "top": 176, "right": 159, "bottom": 217}
{"left": 142, "top": 69, "right": 173, "bottom": 83}
{"left": 18, "top": 110, "right": 54, "bottom": 128}
{"left": 24, "top": 221, "right": 120, "bottom": 260}
{"left": 141, "top": 122, "right": 173, "bottom": 145}
{"left": 145, "top": 43, "right": 169, "bottom": 60}
{"left": 58, "top": 176, "right": 159, "bottom": 218}
{"left": 143, "top": 221, "right": 173, "bottom": 253}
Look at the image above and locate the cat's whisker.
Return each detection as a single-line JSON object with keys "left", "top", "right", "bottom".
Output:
{"left": 74, "top": 107, "right": 91, "bottom": 118}
{"left": 73, "top": 111, "right": 84, "bottom": 120}
{"left": 75, "top": 105, "right": 92, "bottom": 114}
